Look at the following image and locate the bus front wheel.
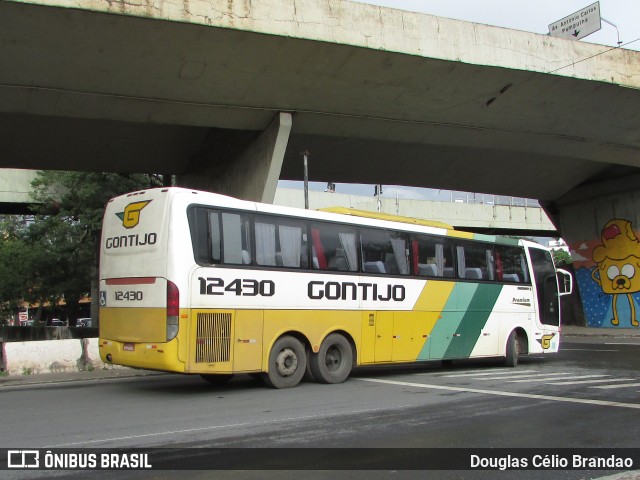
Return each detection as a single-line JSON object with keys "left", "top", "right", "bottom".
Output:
{"left": 309, "top": 333, "right": 353, "bottom": 384}
{"left": 504, "top": 330, "right": 519, "bottom": 367}
{"left": 263, "top": 335, "right": 307, "bottom": 389}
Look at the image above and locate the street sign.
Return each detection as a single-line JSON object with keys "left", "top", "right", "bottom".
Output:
{"left": 548, "top": 2, "right": 601, "bottom": 41}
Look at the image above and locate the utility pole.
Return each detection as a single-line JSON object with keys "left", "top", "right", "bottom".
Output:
{"left": 374, "top": 184, "right": 383, "bottom": 213}
{"left": 302, "top": 151, "right": 310, "bottom": 209}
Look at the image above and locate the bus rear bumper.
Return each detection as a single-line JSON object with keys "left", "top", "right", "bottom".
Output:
{"left": 98, "top": 337, "right": 186, "bottom": 373}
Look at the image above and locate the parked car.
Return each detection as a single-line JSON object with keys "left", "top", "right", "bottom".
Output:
{"left": 76, "top": 318, "right": 92, "bottom": 328}
{"left": 46, "top": 318, "right": 67, "bottom": 326}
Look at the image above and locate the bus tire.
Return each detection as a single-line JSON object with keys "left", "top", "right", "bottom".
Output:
{"left": 504, "top": 330, "right": 519, "bottom": 367}
{"left": 303, "top": 346, "right": 316, "bottom": 382}
{"left": 200, "top": 374, "right": 234, "bottom": 384}
{"left": 263, "top": 335, "right": 306, "bottom": 389}
{"left": 309, "top": 333, "right": 353, "bottom": 384}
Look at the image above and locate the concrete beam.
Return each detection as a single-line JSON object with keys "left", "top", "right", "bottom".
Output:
{"left": 178, "top": 112, "right": 292, "bottom": 202}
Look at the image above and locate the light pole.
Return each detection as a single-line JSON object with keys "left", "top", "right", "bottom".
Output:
{"left": 302, "top": 151, "right": 310, "bottom": 209}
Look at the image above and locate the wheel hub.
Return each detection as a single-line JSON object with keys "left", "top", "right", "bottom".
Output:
{"left": 276, "top": 347, "right": 298, "bottom": 377}
{"left": 325, "top": 346, "right": 342, "bottom": 372}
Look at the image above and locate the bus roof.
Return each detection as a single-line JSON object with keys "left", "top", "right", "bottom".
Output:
{"left": 319, "top": 207, "right": 454, "bottom": 230}
{"left": 114, "top": 188, "right": 525, "bottom": 248}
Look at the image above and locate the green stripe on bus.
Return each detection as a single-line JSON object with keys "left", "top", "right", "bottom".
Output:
{"left": 420, "top": 283, "right": 478, "bottom": 360}
{"left": 472, "top": 233, "right": 498, "bottom": 243}
{"left": 443, "top": 283, "right": 503, "bottom": 359}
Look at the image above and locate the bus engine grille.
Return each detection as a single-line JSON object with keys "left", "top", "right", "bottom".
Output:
{"left": 195, "top": 312, "right": 232, "bottom": 363}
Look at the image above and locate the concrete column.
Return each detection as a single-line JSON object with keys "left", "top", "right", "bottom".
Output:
{"left": 556, "top": 175, "right": 640, "bottom": 329}
{"left": 177, "top": 112, "right": 292, "bottom": 203}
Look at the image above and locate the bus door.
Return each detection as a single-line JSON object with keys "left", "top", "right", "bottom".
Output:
{"left": 374, "top": 311, "right": 394, "bottom": 362}
{"left": 527, "top": 247, "right": 560, "bottom": 351}
{"left": 362, "top": 311, "right": 394, "bottom": 363}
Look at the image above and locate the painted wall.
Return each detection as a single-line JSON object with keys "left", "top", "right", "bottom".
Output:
{"left": 561, "top": 191, "right": 640, "bottom": 329}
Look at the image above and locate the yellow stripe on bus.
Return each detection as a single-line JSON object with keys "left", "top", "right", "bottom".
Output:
{"left": 413, "top": 280, "right": 455, "bottom": 313}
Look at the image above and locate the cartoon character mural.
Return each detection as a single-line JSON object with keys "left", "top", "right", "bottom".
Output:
{"left": 578, "top": 219, "right": 640, "bottom": 328}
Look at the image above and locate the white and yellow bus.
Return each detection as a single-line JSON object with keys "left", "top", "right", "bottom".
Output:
{"left": 99, "top": 187, "right": 572, "bottom": 388}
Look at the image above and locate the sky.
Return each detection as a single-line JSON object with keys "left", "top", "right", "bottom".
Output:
{"left": 278, "top": 1, "right": 640, "bottom": 201}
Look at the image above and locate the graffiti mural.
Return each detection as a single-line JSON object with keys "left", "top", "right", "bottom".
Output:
{"left": 571, "top": 219, "right": 640, "bottom": 328}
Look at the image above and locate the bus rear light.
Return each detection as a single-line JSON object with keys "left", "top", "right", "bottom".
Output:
{"left": 167, "top": 280, "right": 180, "bottom": 317}
{"left": 166, "top": 280, "right": 180, "bottom": 341}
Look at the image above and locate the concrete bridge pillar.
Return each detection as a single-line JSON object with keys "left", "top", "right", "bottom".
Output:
{"left": 555, "top": 175, "right": 640, "bottom": 330}
{"left": 177, "top": 112, "right": 292, "bottom": 203}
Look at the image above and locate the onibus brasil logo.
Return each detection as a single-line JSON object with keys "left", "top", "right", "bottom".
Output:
{"left": 116, "top": 200, "right": 151, "bottom": 229}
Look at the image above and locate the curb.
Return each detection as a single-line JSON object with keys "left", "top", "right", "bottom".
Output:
{"left": 0, "top": 367, "right": 163, "bottom": 387}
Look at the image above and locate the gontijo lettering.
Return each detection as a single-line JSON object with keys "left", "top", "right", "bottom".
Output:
{"left": 105, "top": 232, "right": 157, "bottom": 249}
{"left": 308, "top": 280, "right": 406, "bottom": 301}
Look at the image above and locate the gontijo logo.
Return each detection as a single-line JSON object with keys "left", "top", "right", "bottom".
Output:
{"left": 116, "top": 200, "right": 151, "bottom": 229}
{"left": 536, "top": 333, "right": 557, "bottom": 349}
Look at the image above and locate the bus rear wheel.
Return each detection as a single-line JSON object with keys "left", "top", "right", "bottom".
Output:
{"left": 263, "top": 335, "right": 306, "bottom": 389}
{"left": 309, "top": 333, "right": 353, "bottom": 384}
{"left": 504, "top": 330, "right": 519, "bottom": 367}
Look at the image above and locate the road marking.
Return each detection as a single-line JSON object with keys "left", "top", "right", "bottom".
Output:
{"left": 357, "top": 378, "right": 640, "bottom": 410}
{"left": 604, "top": 342, "right": 640, "bottom": 346}
{"left": 50, "top": 420, "right": 255, "bottom": 447}
{"left": 592, "top": 382, "right": 640, "bottom": 390}
{"left": 439, "top": 370, "right": 537, "bottom": 378}
{"left": 536, "top": 374, "right": 609, "bottom": 381}
{"left": 461, "top": 373, "right": 607, "bottom": 383}
{"left": 547, "top": 378, "right": 634, "bottom": 386}
{"left": 476, "top": 373, "right": 572, "bottom": 381}
{"left": 46, "top": 403, "right": 421, "bottom": 448}
{"left": 561, "top": 348, "right": 619, "bottom": 352}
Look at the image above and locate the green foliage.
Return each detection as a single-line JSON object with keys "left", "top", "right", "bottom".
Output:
{"left": 0, "top": 171, "right": 163, "bottom": 320}
{"left": 552, "top": 248, "right": 572, "bottom": 266}
{"left": 0, "top": 217, "right": 46, "bottom": 318}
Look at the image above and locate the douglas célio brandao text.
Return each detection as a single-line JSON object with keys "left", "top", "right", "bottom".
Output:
{"left": 470, "top": 453, "right": 634, "bottom": 470}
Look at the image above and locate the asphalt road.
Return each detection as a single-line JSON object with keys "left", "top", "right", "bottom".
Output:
{"left": 2, "top": 338, "right": 640, "bottom": 480}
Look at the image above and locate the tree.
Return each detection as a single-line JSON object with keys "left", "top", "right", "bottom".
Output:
{"left": 0, "top": 217, "right": 44, "bottom": 321}
{"left": 551, "top": 248, "right": 572, "bottom": 267}
{"left": 0, "top": 171, "right": 163, "bottom": 324}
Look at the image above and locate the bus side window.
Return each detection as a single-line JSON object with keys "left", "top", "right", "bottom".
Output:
{"left": 361, "top": 229, "right": 409, "bottom": 275}
{"left": 221, "top": 212, "right": 252, "bottom": 265}
{"left": 413, "top": 235, "right": 455, "bottom": 278}
{"left": 208, "top": 211, "right": 221, "bottom": 263}
{"left": 310, "top": 223, "right": 357, "bottom": 272}
{"left": 456, "top": 241, "right": 495, "bottom": 281}
{"left": 188, "top": 207, "right": 220, "bottom": 264}
{"left": 255, "top": 216, "right": 308, "bottom": 268}
{"left": 495, "top": 245, "right": 527, "bottom": 283}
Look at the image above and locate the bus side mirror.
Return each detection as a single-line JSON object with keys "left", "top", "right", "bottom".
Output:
{"left": 556, "top": 268, "right": 573, "bottom": 296}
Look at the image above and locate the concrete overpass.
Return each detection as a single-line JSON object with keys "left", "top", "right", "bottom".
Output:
{"left": 1, "top": 0, "right": 640, "bottom": 329}
{"left": 1, "top": 0, "right": 639, "bottom": 205}
{"left": 0, "top": 168, "right": 556, "bottom": 234}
